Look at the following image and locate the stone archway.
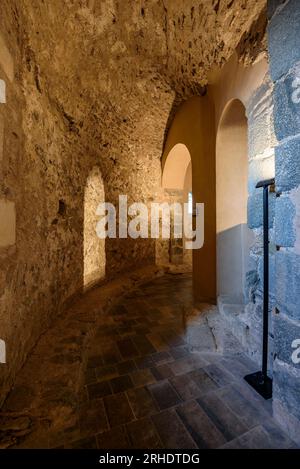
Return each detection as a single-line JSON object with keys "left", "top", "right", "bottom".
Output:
{"left": 162, "top": 96, "right": 216, "bottom": 303}
{"left": 161, "top": 143, "right": 192, "bottom": 267}
{"left": 84, "top": 167, "right": 106, "bottom": 288}
{"left": 162, "top": 143, "right": 191, "bottom": 191}
{"left": 216, "top": 99, "right": 251, "bottom": 304}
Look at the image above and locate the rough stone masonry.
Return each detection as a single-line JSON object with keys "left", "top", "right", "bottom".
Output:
{"left": 268, "top": 0, "right": 300, "bottom": 445}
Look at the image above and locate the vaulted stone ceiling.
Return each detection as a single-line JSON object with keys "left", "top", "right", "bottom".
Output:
{"left": 4, "top": 0, "right": 267, "bottom": 136}
{"left": 6, "top": 0, "right": 267, "bottom": 204}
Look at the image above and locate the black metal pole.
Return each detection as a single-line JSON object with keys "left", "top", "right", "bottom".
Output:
{"left": 244, "top": 177, "right": 274, "bottom": 400}
{"left": 262, "top": 185, "right": 269, "bottom": 381}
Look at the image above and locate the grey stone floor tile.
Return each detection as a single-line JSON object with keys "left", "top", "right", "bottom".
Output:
{"left": 117, "top": 359, "right": 137, "bottom": 375}
{"left": 135, "top": 355, "right": 155, "bottom": 369}
{"left": 87, "top": 380, "right": 112, "bottom": 400}
{"left": 146, "top": 333, "right": 169, "bottom": 352}
{"left": 215, "top": 385, "right": 270, "bottom": 428}
{"left": 204, "top": 363, "right": 235, "bottom": 388}
{"left": 95, "top": 364, "right": 119, "bottom": 382}
{"left": 117, "top": 338, "right": 140, "bottom": 359}
{"left": 151, "top": 351, "right": 173, "bottom": 365}
{"left": 148, "top": 380, "right": 181, "bottom": 410}
{"left": 110, "top": 374, "right": 134, "bottom": 393}
{"left": 104, "top": 392, "right": 135, "bottom": 427}
{"left": 132, "top": 335, "right": 157, "bottom": 355}
{"left": 169, "top": 356, "right": 206, "bottom": 375}
{"left": 197, "top": 393, "right": 248, "bottom": 441}
{"left": 220, "top": 425, "right": 289, "bottom": 449}
{"left": 176, "top": 400, "right": 226, "bottom": 449}
{"left": 126, "top": 418, "right": 162, "bottom": 449}
{"left": 169, "top": 373, "right": 204, "bottom": 401}
{"left": 97, "top": 425, "right": 131, "bottom": 449}
{"left": 127, "top": 386, "right": 159, "bottom": 418}
{"left": 151, "top": 364, "right": 174, "bottom": 381}
{"left": 233, "top": 378, "right": 273, "bottom": 415}
{"left": 152, "top": 409, "right": 197, "bottom": 449}
{"left": 220, "top": 356, "right": 255, "bottom": 380}
{"left": 130, "top": 369, "right": 156, "bottom": 387}
{"left": 79, "top": 398, "right": 108, "bottom": 437}
{"left": 262, "top": 419, "right": 296, "bottom": 449}
{"left": 188, "top": 368, "right": 219, "bottom": 394}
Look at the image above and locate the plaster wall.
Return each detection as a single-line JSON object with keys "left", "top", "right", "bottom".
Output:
{"left": 162, "top": 96, "right": 216, "bottom": 303}
{"left": 210, "top": 55, "right": 272, "bottom": 308}
{"left": 210, "top": 54, "right": 277, "bottom": 373}
{"left": 215, "top": 99, "right": 249, "bottom": 303}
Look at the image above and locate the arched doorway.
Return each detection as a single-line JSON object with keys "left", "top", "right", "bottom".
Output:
{"left": 162, "top": 143, "right": 192, "bottom": 267}
{"left": 161, "top": 96, "right": 216, "bottom": 303}
{"left": 84, "top": 167, "right": 106, "bottom": 288}
{"left": 216, "top": 99, "right": 250, "bottom": 304}
{"left": 162, "top": 143, "right": 191, "bottom": 190}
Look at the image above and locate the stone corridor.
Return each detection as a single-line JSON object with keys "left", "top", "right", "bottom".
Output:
{"left": 0, "top": 273, "right": 295, "bottom": 449}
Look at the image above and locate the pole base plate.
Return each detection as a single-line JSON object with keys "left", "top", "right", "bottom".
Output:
{"left": 244, "top": 371, "right": 273, "bottom": 400}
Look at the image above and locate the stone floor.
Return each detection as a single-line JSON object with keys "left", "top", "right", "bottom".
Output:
{"left": 0, "top": 273, "right": 296, "bottom": 449}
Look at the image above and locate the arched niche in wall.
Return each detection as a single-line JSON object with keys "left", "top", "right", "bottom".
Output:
{"left": 84, "top": 166, "right": 106, "bottom": 288}
{"left": 216, "top": 98, "right": 251, "bottom": 304}
{"left": 162, "top": 95, "right": 216, "bottom": 303}
{"left": 161, "top": 143, "right": 192, "bottom": 267}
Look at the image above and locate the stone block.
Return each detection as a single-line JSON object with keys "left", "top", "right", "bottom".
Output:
{"left": 245, "top": 270, "right": 259, "bottom": 302}
{"left": 248, "top": 154, "right": 275, "bottom": 194}
{"left": 0, "top": 79, "right": 6, "bottom": 103}
{"left": 248, "top": 192, "right": 263, "bottom": 229}
{"left": 249, "top": 229, "right": 263, "bottom": 258}
{"left": 275, "top": 135, "right": 300, "bottom": 192}
{"left": 247, "top": 80, "right": 272, "bottom": 116}
{"left": 275, "top": 196, "right": 296, "bottom": 247}
{"left": 270, "top": 253, "right": 276, "bottom": 298}
{"left": 273, "top": 68, "right": 300, "bottom": 141}
{"left": 273, "top": 358, "right": 300, "bottom": 422}
{"left": 291, "top": 187, "right": 300, "bottom": 254}
{"left": 0, "top": 199, "right": 16, "bottom": 247}
{"left": 267, "top": 0, "right": 287, "bottom": 19}
{"left": 268, "top": 0, "right": 300, "bottom": 81}
{"left": 269, "top": 192, "right": 276, "bottom": 229}
{"left": 274, "top": 314, "right": 300, "bottom": 368}
{"left": 273, "top": 397, "right": 300, "bottom": 446}
{"left": 247, "top": 94, "right": 273, "bottom": 159}
{"left": 276, "top": 251, "right": 300, "bottom": 320}
{"left": 269, "top": 225, "right": 276, "bottom": 246}
{"left": 257, "top": 253, "right": 276, "bottom": 297}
